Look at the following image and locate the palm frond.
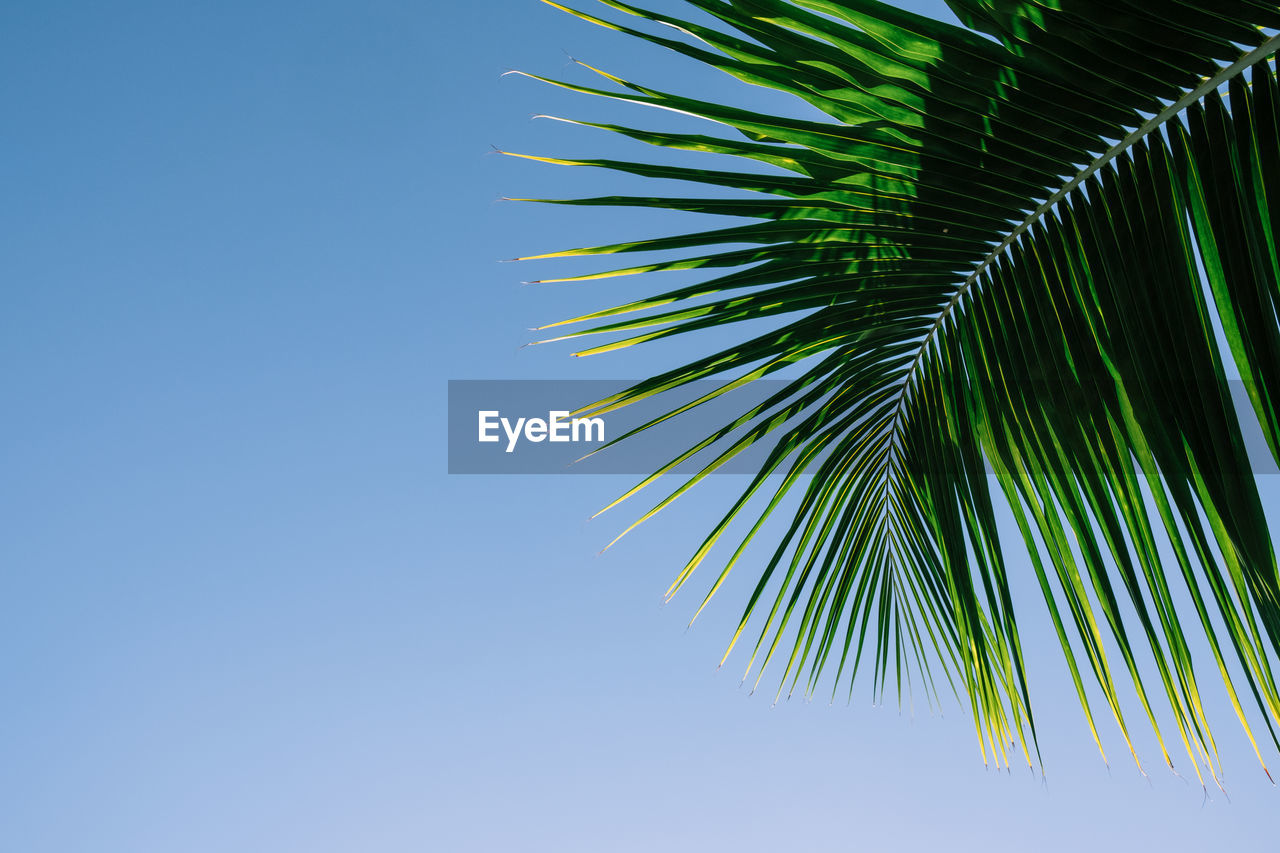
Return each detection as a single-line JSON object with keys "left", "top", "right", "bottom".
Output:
{"left": 506, "top": 0, "right": 1280, "bottom": 783}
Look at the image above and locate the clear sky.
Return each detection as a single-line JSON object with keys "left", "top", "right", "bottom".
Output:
{"left": 2, "top": 1, "right": 1278, "bottom": 850}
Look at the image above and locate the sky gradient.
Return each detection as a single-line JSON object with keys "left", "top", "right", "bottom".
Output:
{"left": 2, "top": 1, "right": 1278, "bottom": 850}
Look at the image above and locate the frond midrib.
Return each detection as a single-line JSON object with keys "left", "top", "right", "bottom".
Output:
{"left": 891, "top": 35, "right": 1280, "bottom": 422}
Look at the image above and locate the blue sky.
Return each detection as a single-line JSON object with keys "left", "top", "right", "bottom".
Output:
{"left": 2, "top": 1, "right": 1278, "bottom": 850}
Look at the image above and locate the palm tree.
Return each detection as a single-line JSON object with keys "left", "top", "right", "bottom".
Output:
{"left": 504, "top": 0, "right": 1280, "bottom": 785}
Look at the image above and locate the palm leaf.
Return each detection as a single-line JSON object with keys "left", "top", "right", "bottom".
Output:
{"left": 506, "top": 0, "right": 1280, "bottom": 783}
